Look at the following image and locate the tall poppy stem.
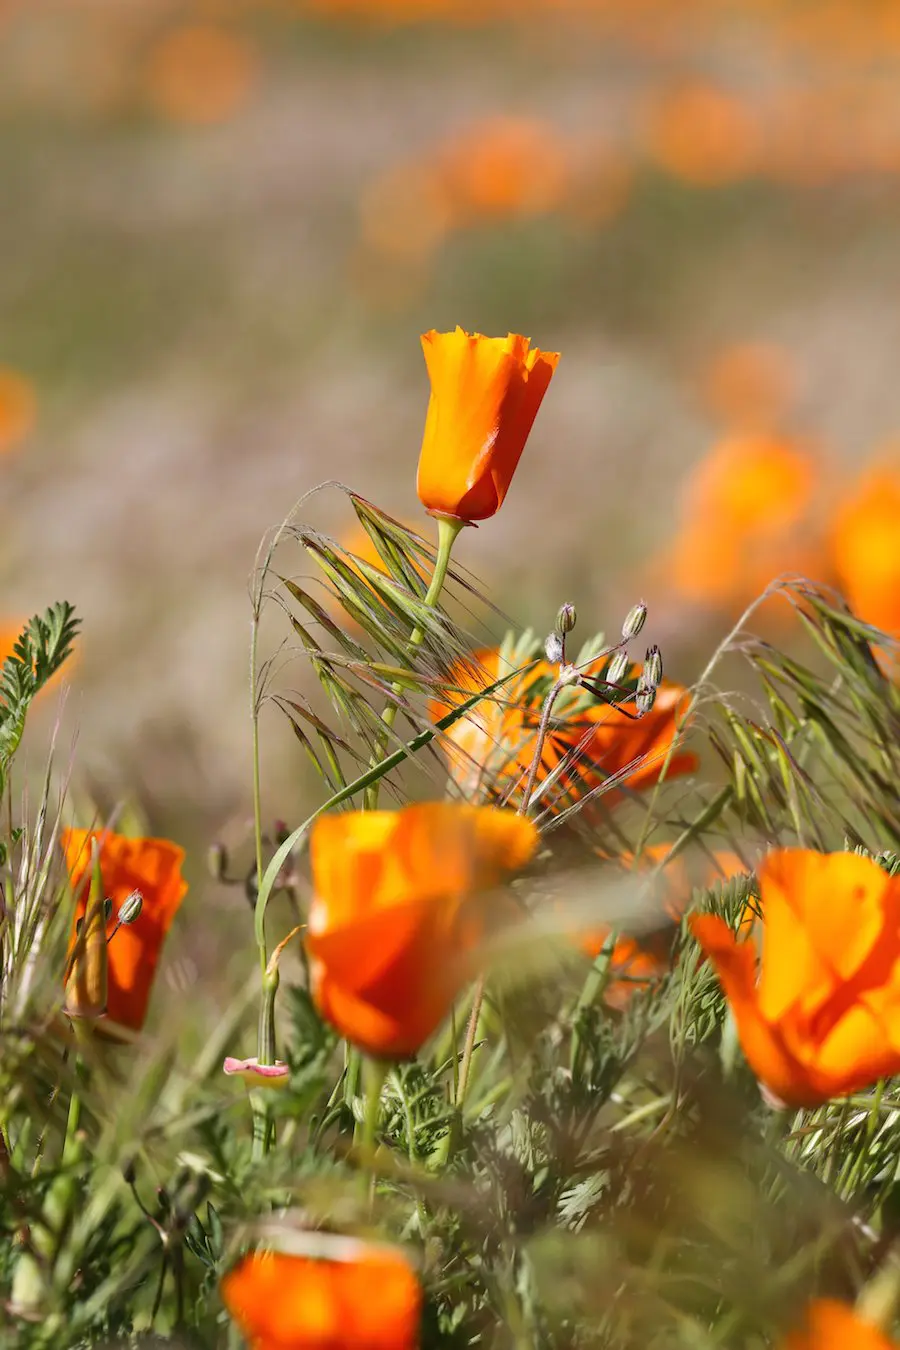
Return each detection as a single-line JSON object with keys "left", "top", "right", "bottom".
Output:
{"left": 363, "top": 515, "right": 463, "bottom": 811}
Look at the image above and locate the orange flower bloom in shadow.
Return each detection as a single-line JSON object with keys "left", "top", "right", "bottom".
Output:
{"left": 784, "top": 1299, "right": 899, "bottom": 1350}
{"left": 0, "top": 368, "right": 36, "bottom": 458}
{"left": 430, "top": 650, "right": 697, "bottom": 814}
{"left": 145, "top": 25, "right": 259, "bottom": 126}
{"left": 690, "top": 850, "right": 900, "bottom": 1107}
{"left": 305, "top": 803, "right": 537, "bottom": 1057}
{"left": 579, "top": 845, "right": 749, "bottom": 1007}
{"left": 832, "top": 462, "right": 900, "bottom": 640}
{"left": 416, "top": 328, "right": 559, "bottom": 523}
{"left": 222, "top": 1244, "right": 421, "bottom": 1350}
{"left": 62, "top": 828, "right": 187, "bottom": 1032}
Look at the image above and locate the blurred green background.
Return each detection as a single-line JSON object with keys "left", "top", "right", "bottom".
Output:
{"left": 2, "top": 0, "right": 900, "bottom": 850}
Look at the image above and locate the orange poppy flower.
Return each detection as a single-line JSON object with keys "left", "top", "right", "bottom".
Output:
{"left": 659, "top": 434, "right": 825, "bottom": 607}
{"left": 221, "top": 1245, "right": 421, "bottom": 1350}
{"left": 62, "top": 828, "right": 188, "bottom": 1032}
{"left": 437, "top": 117, "right": 570, "bottom": 223}
{"left": 416, "top": 328, "right": 559, "bottom": 523}
{"left": 145, "top": 24, "right": 259, "bottom": 126}
{"left": 305, "top": 803, "right": 537, "bottom": 1058}
{"left": 430, "top": 649, "right": 697, "bottom": 812}
{"left": 647, "top": 83, "right": 761, "bottom": 187}
{"left": 784, "top": 1299, "right": 898, "bottom": 1350}
{"left": 690, "top": 849, "right": 900, "bottom": 1107}
{"left": 0, "top": 617, "right": 77, "bottom": 700}
{"left": 831, "top": 462, "right": 900, "bottom": 640}
{"left": 0, "top": 368, "right": 36, "bottom": 458}
{"left": 701, "top": 342, "right": 795, "bottom": 433}
{"left": 579, "top": 845, "right": 749, "bottom": 1007}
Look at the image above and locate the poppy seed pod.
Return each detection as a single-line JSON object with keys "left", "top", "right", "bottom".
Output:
{"left": 416, "top": 327, "right": 559, "bottom": 523}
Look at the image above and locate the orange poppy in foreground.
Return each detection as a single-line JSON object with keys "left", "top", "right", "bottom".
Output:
{"left": 691, "top": 849, "right": 900, "bottom": 1107}
{"left": 416, "top": 328, "right": 559, "bottom": 523}
{"left": 62, "top": 828, "right": 187, "bottom": 1031}
{"left": 784, "top": 1299, "right": 898, "bottom": 1350}
{"left": 430, "top": 648, "right": 697, "bottom": 812}
{"left": 222, "top": 1245, "right": 421, "bottom": 1350}
{"left": 305, "top": 803, "right": 537, "bottom": 1057}
{"left": 831, "top": 462, "right": 900, "bottom": 640}
{"left": 578, "top": 845, "right": 749, "bottom": 1007}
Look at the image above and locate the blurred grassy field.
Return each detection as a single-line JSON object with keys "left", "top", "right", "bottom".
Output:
{"left": 2, "top": 0, "right": 900, "bottom": 850}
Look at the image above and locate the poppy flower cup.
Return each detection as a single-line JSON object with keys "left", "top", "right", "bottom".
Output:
{"left": 416, "top": 328, "right": 559, "bottom": 524}
{"left": 305, "top": 803, "right": 538, "bottom": 1058}
{"left": 691, "top": 849, "right": 900, "bottom": 1107}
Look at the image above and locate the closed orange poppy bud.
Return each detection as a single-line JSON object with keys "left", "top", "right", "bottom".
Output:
{"left": 305, "top": 803, "right": 538, "bottom": 1058}
{"left": 784, "top": 1299, "right": 899, "bottom": 1350}
{"left": 416, "top": 327, "right": 559, "bottom": 523}
{"left": 691, "top": 849, "right": 900, "bottom": 1107}
{"left": 62, "top": 828, "right": 188, "bottom": 1033}
{"left": 221, "top": 1244, "right": 421, "bottom": 1350}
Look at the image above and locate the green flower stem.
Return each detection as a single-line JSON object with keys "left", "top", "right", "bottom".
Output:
{"left": 359, "top": 1058, "right": 386, "bottom": 1161}
{"left": 363, "top": 514, "right": 463, "bottom": 811}
{"left": 251, "top": 967, "right": 279, "bottom": 1162}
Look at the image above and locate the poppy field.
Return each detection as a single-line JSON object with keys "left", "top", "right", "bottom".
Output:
{"left": 1, "top": 319, "right": 900, "bottom": 1349}
{"left": 3, "top": 3, "right": 900, "bottom": 1348}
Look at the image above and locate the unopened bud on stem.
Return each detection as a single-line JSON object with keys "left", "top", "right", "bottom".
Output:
{"left": 117, "top": 890, "right": 143, "bottom": 926}
{"left": 644, "top": 644, "right": 663, "bottom": 689}
{"left": 621, "top": 601, "right": 648, "bottom": 641}
{"left": 556, "top": 603, "right": 577, "bottom": 635}
{"left": 605, "top": 649, "right": 630, "bottom": 687}
{"left": 635, "top": 683, "right": 657, "bottom": 716}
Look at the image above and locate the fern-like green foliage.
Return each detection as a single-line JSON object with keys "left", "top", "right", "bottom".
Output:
{"left": 0, "top": 602, "right": 80, "bottom": 782}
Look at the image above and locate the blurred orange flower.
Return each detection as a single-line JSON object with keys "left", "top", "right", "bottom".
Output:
{"left": 438, "top": 116, "right": 570, "bottom": 223}
{"left": 831, "top": 461, "right": 900, "bottom": 640}
{"left": 416, "top": 328, "right": 559, "bottom": 523}
{"left": 691, "top": 849, "right": 900, "bottom": 1107}
{"left": 430, "top": 649, "right": 697, "bottom": 811}
{"left": 0, "top": 368, "right": 36, "bottom": 458}
{"left": 647, "top": 83, "right": 761, "bottom": 187}
{"left": 62, "top": 828, "right": 188, "bottom": 1032}
{"left": 659, "top": 434, "right": 824, "bottom": 607}
{"left": 579, "top": 844, "right": 749, "bottom": 1006}
{"left": 0, "top": 618, "right": 75, "bottom": 701}
{"left": 305, "top": 803, "right": 537, "bottom": 1057}
{"left": 221, "top": 1245, "right": 421, "bottom": 1350}
{"left": 784, "top": 1299, "right": 898, "bottom": 1350}
{"left": 701, "top": 342, "right": 795, "bottom": 432}
{"left": 145, "top": 25, "right": 259, "bottom": 126}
